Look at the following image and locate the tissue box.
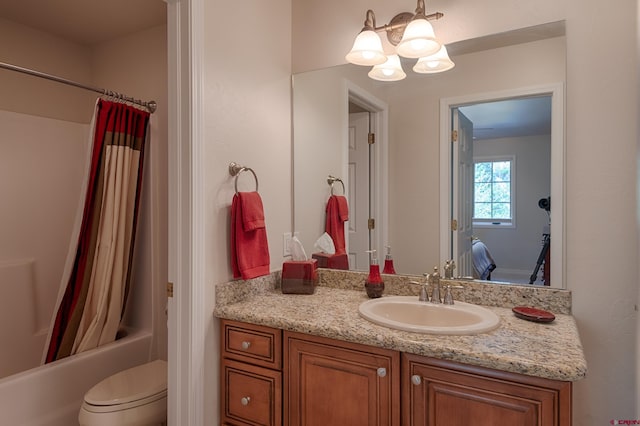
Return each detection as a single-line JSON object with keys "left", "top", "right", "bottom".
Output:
{"left": 312, "top": 252, "right": 349, "bottom": 270}
{"left": 281, "top": 259, "right": 318, "bottom": 294}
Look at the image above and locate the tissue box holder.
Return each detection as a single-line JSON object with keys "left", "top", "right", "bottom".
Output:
{"left": 281, "top": 259, "right": 318, "bottom": 294}
{"left": 312, "top": 252, "right": 349, "bottom": 270}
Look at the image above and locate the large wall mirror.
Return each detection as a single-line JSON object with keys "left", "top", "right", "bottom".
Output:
{"left": 292, "top": 22, "right": 566, "bottom": 288}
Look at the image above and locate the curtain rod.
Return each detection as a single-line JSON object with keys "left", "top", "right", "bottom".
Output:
{"left": 0, "top": 61, "right": 156, "bottom": 113}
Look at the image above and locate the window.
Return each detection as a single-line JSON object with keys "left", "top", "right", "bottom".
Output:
{"left": 473, "top": 158, "right": 514, "bottom": 226}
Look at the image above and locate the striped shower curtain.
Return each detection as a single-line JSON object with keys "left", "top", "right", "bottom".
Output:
{"left": 44, "top": 99, "right": 150, "bottom": 363}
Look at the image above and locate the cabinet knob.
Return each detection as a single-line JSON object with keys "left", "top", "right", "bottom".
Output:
{"left": 241, "top": 341, "right": 251, "bottom": 350}
{"left": 411, "top": 375, "right": 422, "bottom": 386}
{"left": 241, "top": 396, "right": 251, "bottom": 406}
{"left": 377, "top": 367, "right": 387, "bottom": 378}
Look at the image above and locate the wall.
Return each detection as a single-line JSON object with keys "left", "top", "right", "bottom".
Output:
{"left": 566, "top": 0, "right": 638, "bottom": 421}
{"left": 292, "top": 0, "right": 638, "bottom": 423}
{"left": 202, "top": 0, "right": 292, "bottom": 422}
{"left": 0, "top": 18, "right": 95, "bottom": 122}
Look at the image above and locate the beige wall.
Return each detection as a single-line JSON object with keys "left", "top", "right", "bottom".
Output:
{"left": 292, "top": 0, "right": 638, "bottom": 423}
{"left": 202, "top": 0, "right": 292, "bottom": 422}
{"left": 566, "top": 0, "right": 638, "bottom": 421}
{"left": 0, "top": 18, "right": 95, "bottom": 122}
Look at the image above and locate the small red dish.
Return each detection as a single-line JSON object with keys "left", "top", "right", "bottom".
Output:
{"left": 512, "top": 306, "right": 556, "bottom": 323}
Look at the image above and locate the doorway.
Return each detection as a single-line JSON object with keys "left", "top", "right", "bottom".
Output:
{"left": 347, "top": 83, "right": 389, "bottom": 271}
{"left": 440, "top": 84, "right": 564, "bottom": 287}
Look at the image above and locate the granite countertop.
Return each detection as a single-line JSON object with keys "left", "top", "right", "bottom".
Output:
{"left": 214, "top": 271, "right": 587, "bottom": 382}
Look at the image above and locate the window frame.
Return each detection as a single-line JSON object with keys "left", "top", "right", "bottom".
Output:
{"left": 472, "top": 155, "right": 516, "bottom": 228}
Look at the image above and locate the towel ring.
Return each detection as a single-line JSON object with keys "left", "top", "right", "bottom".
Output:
{"left": 229, "top": 162, "right": 259, "bottom": 194}
{"left": 327, "top": 175, "right": 345, "bottom": 196}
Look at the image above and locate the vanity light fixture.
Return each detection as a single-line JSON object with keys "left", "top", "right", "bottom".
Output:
{"left": 345, "top": 0, "right": 454, "bottom": 81}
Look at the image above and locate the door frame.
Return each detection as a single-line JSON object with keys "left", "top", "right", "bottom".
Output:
{"left": 439, "top": 83, "right": 565, "bottom": 287}
{"left": 166, "top": 0, "right": 207, "bottom": 424}
{"left": 346, "top": 81, "right": 389, "bottom": 262}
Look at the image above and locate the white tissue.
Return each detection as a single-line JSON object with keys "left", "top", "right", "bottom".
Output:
{"left": 289, "top": 236, "right": 308, "bottom": 261}
{"left": 314, "top": 232, "right": 336, "bottom": 255}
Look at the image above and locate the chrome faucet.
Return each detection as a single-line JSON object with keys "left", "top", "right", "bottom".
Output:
{"left": 444, "top": 260, "right": 456, "bottom": 279}
{"left": 429, "top": 267, "right": 442, "bottom": 304}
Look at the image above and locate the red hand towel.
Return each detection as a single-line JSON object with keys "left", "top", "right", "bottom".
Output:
{"left": 231, "top": 192, "right": 270, "bottom": 279}
{"left": 325, "top": 195, "right": 349, "bottom": 255}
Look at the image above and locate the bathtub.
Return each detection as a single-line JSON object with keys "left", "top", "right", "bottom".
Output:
{"left": 0, "top": 328, "right": 153, "bottom": 426}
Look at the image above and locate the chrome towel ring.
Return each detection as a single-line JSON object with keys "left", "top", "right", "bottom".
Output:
{"left": 327, "top": 175, "right": 345, "bottom": 196}
{"left": 229, "top": 162, "right": 259, "bottom": 193}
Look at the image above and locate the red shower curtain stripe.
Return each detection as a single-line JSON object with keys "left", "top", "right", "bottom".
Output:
{"left": 46, "top": 100, "right": 149, "bottom": 363}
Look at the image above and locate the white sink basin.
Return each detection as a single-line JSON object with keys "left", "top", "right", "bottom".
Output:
{"left": 358, "top": 296, "right": 500, "bottom": 335}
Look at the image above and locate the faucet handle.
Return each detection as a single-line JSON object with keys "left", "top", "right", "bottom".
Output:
{"left": 408, "top": 280, "right": 429, "bottom": 302}
{"left": 444, "top": 260, "right": 456, "bottom": 279}
{"left": 443, "top": 284, "right": 465, "bottom": 305}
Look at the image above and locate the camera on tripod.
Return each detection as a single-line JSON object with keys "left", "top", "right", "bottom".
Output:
{"left": 529, "top": 196, "right": 551, "bottom": 285}
{"left": 538, "top": 196, "right": 550, "bottom": 212}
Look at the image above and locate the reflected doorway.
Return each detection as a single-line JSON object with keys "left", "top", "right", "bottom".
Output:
{"left": 444, "top": 88, "right": 563, "bottom": 287}
{"left": 346, "top": 85, "right": 389, "bottom": 271}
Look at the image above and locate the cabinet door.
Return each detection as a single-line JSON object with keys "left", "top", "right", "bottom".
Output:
{"left": 402, "top": 354, "right": 571, "bottom": 426}
{"left": 285, "top": 331, "right": 400, "bottom": 426}
{"left": 221, "top": 358, "right": 282, "bottom": 426}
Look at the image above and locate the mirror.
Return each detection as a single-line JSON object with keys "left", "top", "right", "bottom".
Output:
{"left": 293, "top": 23, "right": 566, "bottom": 288}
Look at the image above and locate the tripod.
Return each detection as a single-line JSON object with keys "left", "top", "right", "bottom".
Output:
{"left": 529, "top": 232, "right": 550, "bottom": 284}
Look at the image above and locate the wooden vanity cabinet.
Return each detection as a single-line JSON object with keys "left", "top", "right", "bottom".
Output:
{"left": 284, "top": 331, "right": 401, "bottom": 426}
{"left": 220, "top": 320, "right": 572, "bottom": 426}
{"left": 220, "top": 319, "right": 283, "bottom": 426}
{"left": 402, "top": 353, "right": 572, "bottom": 426}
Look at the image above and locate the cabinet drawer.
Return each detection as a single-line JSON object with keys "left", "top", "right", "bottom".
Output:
{"left": 222, "top": 320, "right": 282, "bottom": 369}
{"left": 221, "top": 358, "right": 282, "bottom": 426}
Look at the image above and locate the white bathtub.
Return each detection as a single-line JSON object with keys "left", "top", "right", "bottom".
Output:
{"left": 0, "top": 329, "right": 153, "bottom": 426}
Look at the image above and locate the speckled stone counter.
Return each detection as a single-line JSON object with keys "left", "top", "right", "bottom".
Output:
{"left": 214, "top": 270, "right": 587, "bottom": 382}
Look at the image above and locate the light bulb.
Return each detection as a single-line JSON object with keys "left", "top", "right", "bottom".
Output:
{"left": 396, "top": 18, "right": 440, "bottom": 58}
{"left": 368, "top": 55, "right": 406, "bottom": 82}
{"left": 345, "top": 30, "right": 386, "bottom": 66}
{"left": 413, "top": 45, "right": 455, "bottom": 74}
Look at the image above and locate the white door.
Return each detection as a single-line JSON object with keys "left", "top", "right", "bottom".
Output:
{"left": 452, "top": 109, "right": 474, "bottom": 277}
{"left": 348, "top": 112, "right": 370, "bottom": 270}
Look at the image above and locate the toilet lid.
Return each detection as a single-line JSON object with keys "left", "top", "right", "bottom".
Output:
{"left": 84, "top": 360, "right": 167, "bottom": 406}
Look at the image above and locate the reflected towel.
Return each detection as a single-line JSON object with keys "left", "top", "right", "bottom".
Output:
{"left": 231, "top": 192, "right": 270, "bottom": 279}
{"left": 325, "top": 195, "right": 349, "bottom": 255}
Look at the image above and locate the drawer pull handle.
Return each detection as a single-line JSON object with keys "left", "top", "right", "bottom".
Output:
{"left": 377, "top": 367, "right": 387, "bottom": 378}
{"left": 241, "top": 396, "right": 251, "bottom": 406}
{"left": 411, "top": 375, "right": 422, "bottom": 386}
{"left": 241, "top": 341, "right": 251, "bottom": 350}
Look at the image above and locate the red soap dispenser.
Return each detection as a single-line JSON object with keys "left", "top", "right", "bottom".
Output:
{"left": 382, "top": 245, "right": 396, "bottom": 274}
{"left": 364, "top": 250, "right": 385, "bottom": 298}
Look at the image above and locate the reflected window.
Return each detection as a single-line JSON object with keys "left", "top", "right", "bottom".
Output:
{"left": 473, "top": 157, "right": 514, "bottom": 227}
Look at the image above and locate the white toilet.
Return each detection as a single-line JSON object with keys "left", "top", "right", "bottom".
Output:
{"left": 78, "top": 359, "right": 167, "bottom": 426}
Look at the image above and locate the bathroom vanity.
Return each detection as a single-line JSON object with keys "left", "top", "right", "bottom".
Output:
{"left": 215, "top": 271, "right": 586, "bottom": 425}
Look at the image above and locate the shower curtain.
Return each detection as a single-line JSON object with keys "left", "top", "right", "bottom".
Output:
{"left": 44, "top": 99, "right": 150, "bottom": 363}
